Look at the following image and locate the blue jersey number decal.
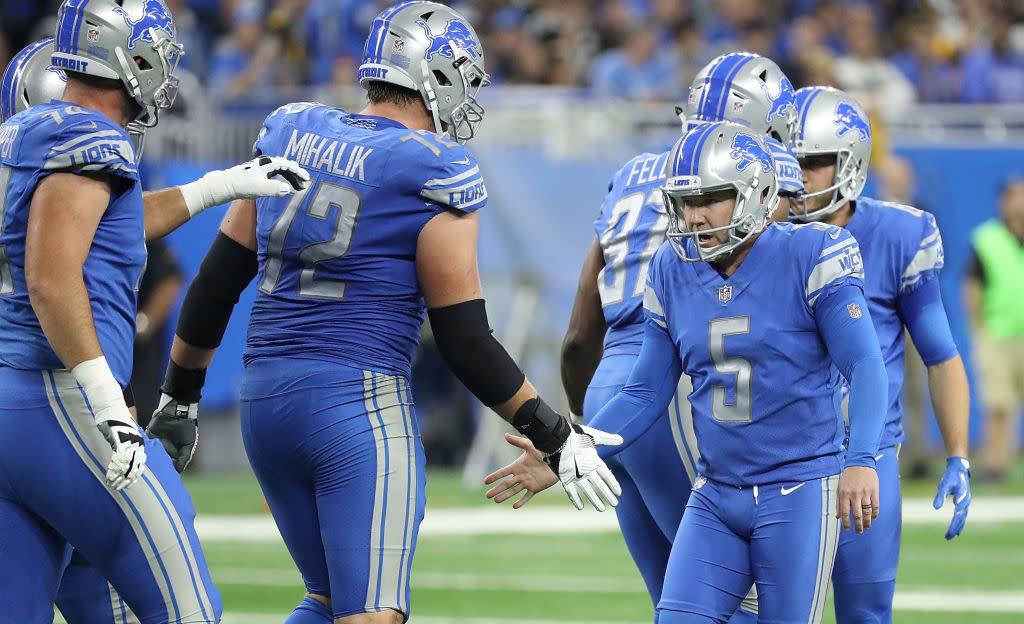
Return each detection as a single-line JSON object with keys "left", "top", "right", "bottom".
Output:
{"left": 709, "top": 316, "right": 752, "bottom": 422}
{"left": 0, "top": 167, "right": 13, "bottom": 295}
{"left": 259, "top": 180, "right": 362, "bottom": 300}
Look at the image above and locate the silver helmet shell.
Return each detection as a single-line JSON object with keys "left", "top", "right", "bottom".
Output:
{"left": 358, "top": 1, "right": 490, "bottom": 143}
{"left": 682, "top": 52, "right": 797, "bottom": 144}
{"left": 1, "top": 38, "right": 67, "bottom": 121}
{"left": 51, "top": 0, "right": 183, "bottom": 127}
{"left": 789, "top": 86, "right": 872, "bottom": 222}
{"left": 663, "top": 121, "right": 780, "bottom": 263}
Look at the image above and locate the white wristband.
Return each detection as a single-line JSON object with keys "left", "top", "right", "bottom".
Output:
{"left": 177, "top": 180, "right": 209, "bottom": 219}
{"left": 71, "top": 356, "right": 126, "bottom": 416}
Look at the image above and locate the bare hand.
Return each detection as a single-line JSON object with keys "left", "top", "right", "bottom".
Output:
{"left": 483, "top": 433, "right": 558, "bottom": 509}
{"left": 836, "top": 465, "right": 880, "bottom": 533}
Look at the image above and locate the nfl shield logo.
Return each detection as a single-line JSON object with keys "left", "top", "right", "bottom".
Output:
{"left": 393, "top": 39, "right": 405, "bottom": 53}
{"left": 694, "top": 476, "right": 707, "bottom": 490}
{"left": 847, "top": 302, "right": 862, "bottom": 319}
{"left": 732, "top": 100, "right": 744, "bottom": 113}
{"left": 718, "top": 285, "right": 733, "bottom": 303}
{"left": 88, "top": 26, "right": 100, "bottom": 42}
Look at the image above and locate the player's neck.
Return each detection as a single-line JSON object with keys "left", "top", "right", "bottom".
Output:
{"left": 821, "top": 201, "right": 853, "bottom": 228}
{"left": 62, "top": 82, "right": 133, "bottom": 127}
{"left": 359, "top": 101, "right": 435, "bottom": 133}
{"left": 710, "top": 230, "right": 761, "bottom": 277}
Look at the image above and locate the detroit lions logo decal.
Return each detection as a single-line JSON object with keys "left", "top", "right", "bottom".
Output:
{"left": 113, "top": 0, "right": 175, "bottom": 50}
{"left": 730, "top": 134, "right": 774, "bottom": 173}
{"left": 418, "top": 18, "right": 480, "bottom": 61}
{"left": 759, "top": 75, "right": 795, "bottom": 125}
{"left": 833, "top": 101, "right": 870, "bottom": 141}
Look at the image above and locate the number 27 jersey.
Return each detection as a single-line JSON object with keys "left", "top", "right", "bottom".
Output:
{"left": 644, "top": 223, "right": 864, "bottom": 485}
{"left": 245, "top": 103, "right": 487, "bottom": 376}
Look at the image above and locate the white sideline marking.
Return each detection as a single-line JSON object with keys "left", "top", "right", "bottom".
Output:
{"left": 195, "top": 497, "right": 1024, "bottom": 541}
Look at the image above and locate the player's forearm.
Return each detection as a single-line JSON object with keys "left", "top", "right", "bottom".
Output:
{"left": 142, "top": 188, "right": 191, "bottom": 240}
{"left": 927, "top": 355, "right": 970, "bottom": 458}
{"left": 560, "top": 333, "right": 603, "bottom": 415}
{"left": 27, "top": 270, "right": 103, "bottom": 369}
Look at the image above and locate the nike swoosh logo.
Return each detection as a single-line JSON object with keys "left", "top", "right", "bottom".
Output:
{"left": 75, "top": 120, "right": 98, "bottom": 130}
{"left": 828, "top": 227, "right": 841, "bottom": 239}
{"left": 575, "top": 466, "right": 586, "bottom": 480}
{"left": 780, "top": 482, "right": 806, "bottom": 495}
{"left": 452, "top": 157, "right": 471, "bottom": 165}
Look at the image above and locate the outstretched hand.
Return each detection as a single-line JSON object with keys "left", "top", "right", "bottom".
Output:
{"left": 484, "top": 433, "right": 558, "bottom": 509}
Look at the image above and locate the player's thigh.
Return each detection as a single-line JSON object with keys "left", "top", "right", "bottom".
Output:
{"left": 57, "top": 549, "right": 138, "bottom": 624}
{"left": 316, "top": 371, "right": 425, "bottom": 620}
{"left": 751, "top": 475, "right": 840, "bottom": 624}
{"left": 0, "top": 369, "right": 221, "bottom": 624}
{"left": 659, "top": 480, "right": 751, "bottom": 621}
{"left": 0, "top": 493, "right": 69, "bottom": 624}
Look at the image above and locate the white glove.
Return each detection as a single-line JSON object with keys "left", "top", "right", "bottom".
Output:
{"left": 72, "top": 357, "right": 146, "bottom": 491}
{"left": 178, "top": 156, "right": 311, "bottom": 217}
{"left": 543, "top": 422, "right": 623, "bottom": 511}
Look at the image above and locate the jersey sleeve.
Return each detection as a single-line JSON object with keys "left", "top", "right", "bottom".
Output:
{"left": 802, "top": 224, "right": 865, "bottom": 310}
{"left": 417, "top": 141, "right": 487, "bottom": 213}
{"left": 41, "top": 117, "right": 137, "bottom": 181}
{"left": 642, "top": 244, "right": 671, "bottom": 328}
{"left": 899, "top": 209, "right": 944, "bottom": 294}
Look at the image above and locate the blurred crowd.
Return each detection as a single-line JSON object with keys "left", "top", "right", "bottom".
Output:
{"left": 2, "top": 0, "right": 1023, "bottom": 117}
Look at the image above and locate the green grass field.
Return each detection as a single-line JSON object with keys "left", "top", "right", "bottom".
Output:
{"left": 167, "top": 467, "right": 1024, "bottom": 623}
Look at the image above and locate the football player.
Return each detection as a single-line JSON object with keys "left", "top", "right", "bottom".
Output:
{"left": 0, "top": 31, "right": 312, "bottom": 624}
{"left": 790, "top": 86, "right": 971, "bottom": 624}
{"left": 486, "top": 121, "right": 888, "bottom": 623}
{"left": 144, "top": 2, "right": 622, "bottom": 623}
{"left": 0, "top": 1, "right": 224, "bottom": 621}
{"left": 490, "top": 53, "right": 802, "bottom": 622}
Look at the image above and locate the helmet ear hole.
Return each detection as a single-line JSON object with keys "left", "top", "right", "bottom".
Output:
{"left": 135, "top": 57, "right": 152, "bottom": 71}
{"left": 432, "top": 70, "right": 451, "bottom": 87}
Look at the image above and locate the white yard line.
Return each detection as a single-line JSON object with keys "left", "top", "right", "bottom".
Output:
{"left": 196, "top": 497, "right": 1024, "bottom": 541}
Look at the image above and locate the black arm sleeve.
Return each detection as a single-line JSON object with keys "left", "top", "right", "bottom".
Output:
{"left": 427, "top": 299, "right": 525, "bottom": 407}
{"left": 174, "top": 232, "right": 258, "bottom": 350}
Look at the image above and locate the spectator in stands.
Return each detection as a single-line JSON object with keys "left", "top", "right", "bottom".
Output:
{"left": 589, "top": 19, "right": 678, "bottom": 101}
{"left": 890, "top": 15, "right": 964, "bottom": 103}
{"left": 961, "top": 19, "right": 1024, "bottom": 103}
{"left": 964, "top": 176, "right": 1024, "bottom": 482}
{"left": 207, "top": 1, "right": 282, "bottom": 102}
{"left": 833, "top": 3, "right": 917, "bottom": 122}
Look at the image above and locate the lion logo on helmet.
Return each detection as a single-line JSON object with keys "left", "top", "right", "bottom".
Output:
{"left": 418, "top": 18, "right": 480, "bottom": 61}
{"left": 730, "top": 134, "right": 775, "bottom": 173}
{"left": 833, "top": 101, "right": 870, "bottom": 142}
{"left": 112, "top": 0, "right": 175, "bottom": 50}
{"left": 759, "top": 75, "right": 795, "bottom": 125}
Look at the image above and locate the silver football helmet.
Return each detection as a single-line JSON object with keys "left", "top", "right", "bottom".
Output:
{"left": 680, "top": 52, "right": 798, "bottom": 144}
{"left": 0, "top": 38, "right": 67, "bottom": 121}
{"left": 789, "top": 86, "right": 872, "bottom": 222}
{"left": 358, "top": 1, "right": 490, "bottom": 143}
{"left": 663, "top": 121, "right": 780, "bottom": 263}
{"left": 51, "top": 0, "right": 183, "bottom": 127}
{"left": 2, "top": 37, "right": 147, "bottom": 159}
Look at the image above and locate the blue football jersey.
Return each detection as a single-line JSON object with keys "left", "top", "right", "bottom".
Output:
{"left": 844, "top": 197, "right": 944, "bottom": 448}
{"left": 644, "top": 223, "right": 865, "bottom": 485}
{"left": 244, "top": 103, "right": 487, "bottom": 376}
{"left": 0, "top": 101, "right": 142, "bottom": 386}
{"left": 594, "top": 151, "right": 671, "bottom": 352}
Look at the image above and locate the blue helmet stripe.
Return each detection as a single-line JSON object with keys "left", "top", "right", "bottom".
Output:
{"left": 797, "top": 88, "right": 823, "bottom": 141}
{"left": 677, "top": 121, "right": 719, "bottom": 177}
{"left": 714, "top": 55, "right": 755, "bottom": 121}
{"left": 689, "top": 122, "right": 721, "bottom": 176}
{"left": 2, "top": 38, "right": 53, "bottom": 121}
{"left": 698, "top": 53, "right": 750, "bottom": 121}
{"left": 370, "top": 1, "right": 416, "bottom": 63}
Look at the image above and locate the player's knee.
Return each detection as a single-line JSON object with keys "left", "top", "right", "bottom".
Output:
{"left": 833, "top": 581, "right": 894, "bottom": 624}
{"left": 333, "top": 608, "right": 404, "bottom": 624}
{"left": 656, "top": 608, "right": 719, "bottom": 624}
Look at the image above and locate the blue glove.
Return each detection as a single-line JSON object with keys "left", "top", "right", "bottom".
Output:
{"left": 933, "top": 456, "right": 971, "bottom": 540}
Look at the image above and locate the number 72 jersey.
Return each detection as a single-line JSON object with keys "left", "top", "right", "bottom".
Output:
{"left": 644, "top": 223, "right": 864, "bottom": 486}
{"left": 244, "top": 103, "right": 487, "bottom": 377}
